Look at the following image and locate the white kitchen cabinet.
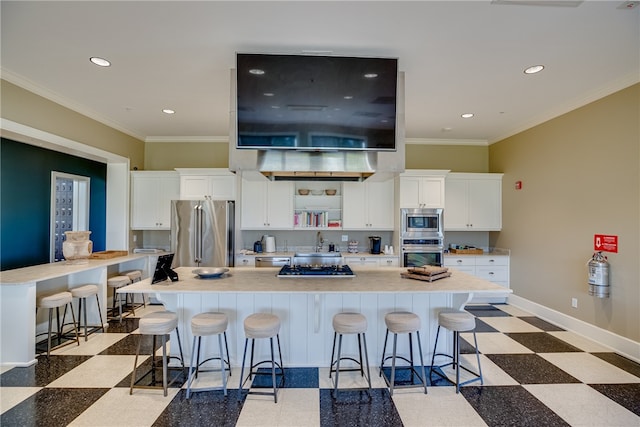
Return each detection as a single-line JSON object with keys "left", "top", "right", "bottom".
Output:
{"left": 444, "top": 253, "right": 509, "bottom": 302}
{"left": 444, "top": 173, "right": 503, "bottom": 231}
{"left": 130, "top": 171, "right": 179, "bottom": 230}
{"left": 343, "top": 255, "right": 399, "bottom": 267}
{"left": 241, "top": 178, "right": 293, "bottom": 229}
{"left": 342, "top": 179, "right": 394, "bottom": 229}
{"left": 397, "top": 170, "right": 448, "bottom": 209}
{"left": 176, "top": 168, "right": 236, "bottom": 200}
{"left": 235, "top": 255, "right": 256, "bottom": 267}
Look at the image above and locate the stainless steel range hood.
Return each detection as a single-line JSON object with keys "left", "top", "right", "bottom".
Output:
{"left": 228, "top": 71, "right": 406, "bottom": 181}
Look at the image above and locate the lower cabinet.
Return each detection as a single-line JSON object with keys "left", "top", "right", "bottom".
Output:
{"left": 343, "top": 255, "right": 399, "bottom": 267}
{"left": 444, "top": 254, "right": 509, "bottom": 302}
{"left": 235, "top": 255, "right": 255, "bottom": 267}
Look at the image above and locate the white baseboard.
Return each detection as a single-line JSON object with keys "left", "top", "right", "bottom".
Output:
{"left": 507, "top": 294, "right": 640, "bottom": 364}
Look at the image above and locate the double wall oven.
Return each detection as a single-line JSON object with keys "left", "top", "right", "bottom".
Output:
{"left": 400, "top": 208, "right": 444, "bottom": 267}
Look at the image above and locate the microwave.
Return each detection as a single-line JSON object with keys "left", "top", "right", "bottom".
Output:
{"left": 401, "top": 208, "right": 443, "bottom": 236}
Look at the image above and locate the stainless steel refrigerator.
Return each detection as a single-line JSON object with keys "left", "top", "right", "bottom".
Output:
{"left": 170, "top": 199, "right": 235, "bottom": 267}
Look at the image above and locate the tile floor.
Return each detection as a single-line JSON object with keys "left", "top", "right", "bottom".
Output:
{"left": 1, "top": 303, "right": 639, "bottom": 427}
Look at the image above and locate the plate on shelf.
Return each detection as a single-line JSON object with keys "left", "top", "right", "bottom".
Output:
{"left": 192, "top": 268, "right": 229, "bottom": 279}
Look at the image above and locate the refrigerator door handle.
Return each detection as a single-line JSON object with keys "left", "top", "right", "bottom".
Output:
{"left": 194, "top": 203, "right": 202, "bottom": 264}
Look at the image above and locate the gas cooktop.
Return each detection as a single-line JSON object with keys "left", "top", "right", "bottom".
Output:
{"left": 277, "top": 264, "right": 355, "bottom": 278}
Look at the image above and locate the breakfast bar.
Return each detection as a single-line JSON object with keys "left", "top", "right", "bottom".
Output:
{"left": 119, "top": 266, "right": 511, "bottom": 367}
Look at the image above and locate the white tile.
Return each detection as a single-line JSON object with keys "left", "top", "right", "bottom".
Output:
{"left": 393, "top": 386, "right": 488, "bottom": 427}
{"left": 547, "top": 331, "right": 613, "bottom": 353}
{"left": 494, "top": 304, "right": 533, "bottom": 317}
{"left": 434, "top": 354, "right": 519, "bottom": 387}
{"left": 50, "top": 333, "right": 129, "bottom": 356}
{"left": 461, "top": 332, "right": 533, "bottom": 354}
{"left": 478, "top": 317, "right": 543, "bottom": 333}
{"left": 540, "top": 352, "right": 640, "bottom": 384}
{"left": 236, "top": 388, "right": 319, "bottom": 427}
{"left": 47, "top": 355, "right": 146, "bottom": 388}
{"left": 524, "top": 384, "right": 640, "bottom": 426}
{"left": 0, "top": 387, "right": 41, "bottom": 414}
{"left": 68, "top": 386, "right": 178, "bottom": 426}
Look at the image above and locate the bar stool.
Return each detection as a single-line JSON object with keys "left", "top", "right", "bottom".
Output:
{"left": 238, "top": 313, "right": 284, "bottom": 403}
{"left": 130, "top": 310, "right": 185, "bottom": 396}
{"left": 107, "top": 275, "right": 133, "bottom": 322}
{"left": 36, "top": 291, "right": 80, "bottom": 357}
{"left": 120, "top": 270, "right": 146, "bottom": 308}
{"left": 330, "top": 312, "right": 372, "bottom": 398}
{"left": 186, "top": 312, "right": 231, "bottom": 398}
{"left": 430, "top": 309, "right": 483, "bottom": 393}
{"left": 68, "top": 284, "right": 105, "bottom": 341}
{"left": 379, "top": 311, "right": 428, "bottom": 396}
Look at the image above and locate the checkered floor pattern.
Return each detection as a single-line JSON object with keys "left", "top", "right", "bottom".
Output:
{"left": 1, "top": 303, "right": 639, "bottom": 426}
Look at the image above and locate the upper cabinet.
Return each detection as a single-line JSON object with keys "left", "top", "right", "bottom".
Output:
{"left": 176, "top": 168, "right": 236, "bottom": 200}
{"left": 241, "top": 178, "right": 293, "bottom": 229}
{"left": 444, "top": 173, "right": 503, "bottom": 231}
{"left": 130, "top": 171, "right": 179, "bottom": 230}
{"left": 397, "top": 170, "right": 448, "bottom": 209}
{"left": 293, "top": 183, "right": 342, "bottom": 229}
{"left": 342, "top": 179, "right": 394, "bottom": 230}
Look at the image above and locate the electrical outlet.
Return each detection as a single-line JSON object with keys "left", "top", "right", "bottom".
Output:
{"left": 571, "top": 298, "right": 578, "bottom": 308}
{"left": 341, "top": 235, "right": 349, "bottom": 242}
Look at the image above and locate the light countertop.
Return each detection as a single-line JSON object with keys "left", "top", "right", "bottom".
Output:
{"left": 119, "top": 266, "right": 510, "bottom": 295}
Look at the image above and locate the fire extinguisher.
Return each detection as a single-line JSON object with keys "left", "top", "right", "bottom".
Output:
{"left": 588, "top": 251, "right": 609, "bottom": 298}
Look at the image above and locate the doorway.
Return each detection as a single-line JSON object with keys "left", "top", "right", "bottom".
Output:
{"left": 50, "top": 172, "right": 90, "bottom": 262}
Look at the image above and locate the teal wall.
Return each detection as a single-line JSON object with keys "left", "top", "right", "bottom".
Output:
{"left": 1, "top": 138, "right": 107, "bottom": 270}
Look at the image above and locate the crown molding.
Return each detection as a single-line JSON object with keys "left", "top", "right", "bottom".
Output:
{"left": 405, "top": 138, "right": 489, "bottom": 146}
{"left": 144, "top": 136, "right": 229, "bottom": 143}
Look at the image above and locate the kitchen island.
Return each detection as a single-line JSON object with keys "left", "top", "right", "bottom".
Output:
{"left": 0, "top": 254, "right": 151, "bottom": 367}
{"left": 120, "top": 266, "right": 510, "bottom": 367}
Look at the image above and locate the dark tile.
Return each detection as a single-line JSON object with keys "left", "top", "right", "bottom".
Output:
{"left": 105, "top": 317, "right": 140, "bottom": 333}
{"left": 99, "top": 333, "right": 161, "bottom": 355}
{"left": 0, "top": 387, "right": 108, "bottom": 427}
{"left": 244, "top": 367, "right": 318, "bottom": 389}
{"left": 465, "top": 305, "right": 511, "bottom": 317}
{"left": 592, "top": 352, "right": 640, "bottom": 378}
{"left": 461, "top": 385, "right": 570, "bottom": 427}
{"left": 505, "top": 333, "right": 582, "bottom": 353}
{"left": 589, "top": 383, "right": 640, "bottom": 416}
{"left": 152, "top": 389, "right": 244, "bottom": 427}
{"left": 380, "top": 365, "right": 429, "bottom": 388}
{"left": 428, "top": 366, "right": 457, "bottom": 387}
{"left": 518, "top": 316, "right": 565, "bottom": 331}
{"left": 320, "top": 388, "right": 403, "bottom": 427}
{"left": 0, "top": 355, "right": 92, "bottom": 387}
{"left": 474, "top": 318, "right": 499, "bottom": 333}
{"left": 486, "top": 354, "right": 581, "bottom": 384}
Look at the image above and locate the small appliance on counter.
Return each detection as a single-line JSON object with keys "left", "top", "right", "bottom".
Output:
{"left": 253, "top": 240, "right": 263, "bottom": 253}
{"left": 262, "top": 235, "right": 276, "bottom": 253}
{"left": 369, "top": 236, "right": 382, "bottom": 254}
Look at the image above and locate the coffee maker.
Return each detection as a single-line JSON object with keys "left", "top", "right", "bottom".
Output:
{"left": 369, "top": 236, "right": 382, "bottom": 254}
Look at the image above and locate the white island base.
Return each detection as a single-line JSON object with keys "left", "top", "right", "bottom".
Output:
{"left": 121, "top": 266, "right": 511, "bottom": 368}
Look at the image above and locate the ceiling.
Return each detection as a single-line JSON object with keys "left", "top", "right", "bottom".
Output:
{"left": 1, "top": 1, "right": 638, "bottom": 145}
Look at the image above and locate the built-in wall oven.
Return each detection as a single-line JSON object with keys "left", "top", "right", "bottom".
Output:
{"left": 400, "top": 208, "right": 444, "bottom": 267}
{"left": 401, "top": 238, "right": 444, "bottom": 267}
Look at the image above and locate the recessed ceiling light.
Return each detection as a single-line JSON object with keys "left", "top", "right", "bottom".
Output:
{"left": 344, "top": 95, "right": 353, "bottom": 100}
{"left": 263, "top": 93, "right": 274, "bottom": 97}
{"left": 89, "top": 57, "right": 111, "bottom": 67}
{"left": 524, "top": 65, "right": 545, "bottom": 74}
{"left": 162, "top": 109, "right": 175, "bottom": 114}
{"left": 364, "top": 73, "right": 378, "bottom": 78}
{"left": 249, "top": 69, "right": 265, "bottom": 75}
{"left": 461, "top": 113, "right": 474, "bottom": 119}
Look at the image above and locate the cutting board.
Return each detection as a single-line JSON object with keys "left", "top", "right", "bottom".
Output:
{"left": 89, "top": 250, "right": 128, "bottom": 259}
{"left": 401, "top": 271, "right": 452, "bottom": 282}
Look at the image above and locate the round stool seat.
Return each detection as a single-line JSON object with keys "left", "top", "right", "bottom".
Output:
{"left": 191, "top": 312, "right": 228, "bottom": 336}
{"left": 139, "top": 311, "right": 178, "bottom": 335}
{"left": 37, "top": 291, "right": 73, "bottom": 309}
{"left": 384, "top": 311, "right": 420, "bottom": 334}
{"left": 70, "top": 284, "right": 99, "bottom": 298}
{"left": 122, "top": 270, "right": 142, "bottom": 281}
{"left": 438, "top": 309, "right": 476, "bottom": 332}
{"left": 333, "top": 312, "right": 367, "bottom": 334}
{"left": 244, "top": 313, "right": 280, "bottom": 339}
{"left": 107, "top": 276, "right": 131, "bottom": 288}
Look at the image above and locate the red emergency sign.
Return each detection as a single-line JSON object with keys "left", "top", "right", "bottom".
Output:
{"left": 594, "top": 234, "right": 618, "bottom": 253}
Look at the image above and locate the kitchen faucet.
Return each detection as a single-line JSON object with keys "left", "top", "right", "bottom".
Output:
{"left": 316, "top": 231, "right": 324, "bottom": 252}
